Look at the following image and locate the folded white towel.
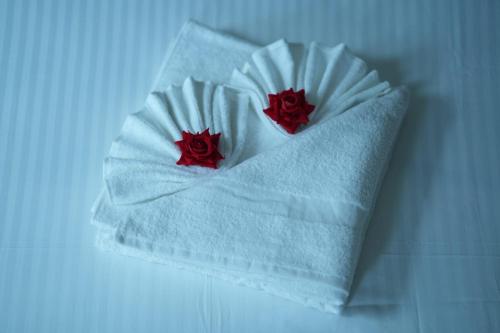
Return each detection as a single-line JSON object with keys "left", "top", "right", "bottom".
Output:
{"left": 92, "top": 21, "right": 409, "bottom": 313}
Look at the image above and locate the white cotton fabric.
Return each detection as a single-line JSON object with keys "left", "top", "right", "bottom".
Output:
{"left": 104, "top": 77, "right": 250, "bottom": 205}
{"left": 91, "top": 21, "right": 409, "bottom": 313}
{"left": 230, "top": 40, "right": 391, "bottom": 139}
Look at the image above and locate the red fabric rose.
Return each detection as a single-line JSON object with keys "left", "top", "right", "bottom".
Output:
{"left": 264, "top": 88, "right": 315, "bottom": 134}
{"left": 175, "top": 129, "right": 224, "bottom": 169}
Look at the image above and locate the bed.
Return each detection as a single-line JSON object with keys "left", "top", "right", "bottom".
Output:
{"left": 0, "top": 0, "right": 499, "bottom": 332}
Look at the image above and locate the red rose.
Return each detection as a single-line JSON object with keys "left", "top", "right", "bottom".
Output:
{"left": 175, "top": 129, "right": 224, "bottom": 169}
{"left": 264, "top": 88, "right": 315, "bottom": 134}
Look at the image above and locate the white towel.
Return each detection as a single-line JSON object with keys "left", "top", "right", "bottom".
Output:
{"left": 92, "top": 21, "right": 409, "bottom": 313}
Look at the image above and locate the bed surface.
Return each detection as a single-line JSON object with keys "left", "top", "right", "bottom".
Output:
{"left": 1, "top": 0, "right": 499, "bottom": 332}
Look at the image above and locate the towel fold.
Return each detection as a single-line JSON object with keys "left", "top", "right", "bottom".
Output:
{"left": 230, "top": 39, "right": 390, "bottom": 138}
{"left": 92, "top": 21, "right": 409, "bottom": 313}
{"left": 104, "top": 77, "right": 250, "bottom": 205}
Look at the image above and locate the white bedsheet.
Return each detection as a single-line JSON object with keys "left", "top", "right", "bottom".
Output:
{"left": 0, "top": 0, "right": 498, "bottom": 332}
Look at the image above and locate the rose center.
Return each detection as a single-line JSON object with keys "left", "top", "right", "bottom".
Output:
{"left": 190, "top": 139, "right": 208, "bottom": 154}
{"left": 283, "top": 95, "right": 297, "bottom": 106}
{"left": 281, "top": 95, "right": 301, "bottom": 114}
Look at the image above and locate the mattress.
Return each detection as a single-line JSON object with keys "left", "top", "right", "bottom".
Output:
{"left": 0, "top": 0, "right": 499, "bottom": 332}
